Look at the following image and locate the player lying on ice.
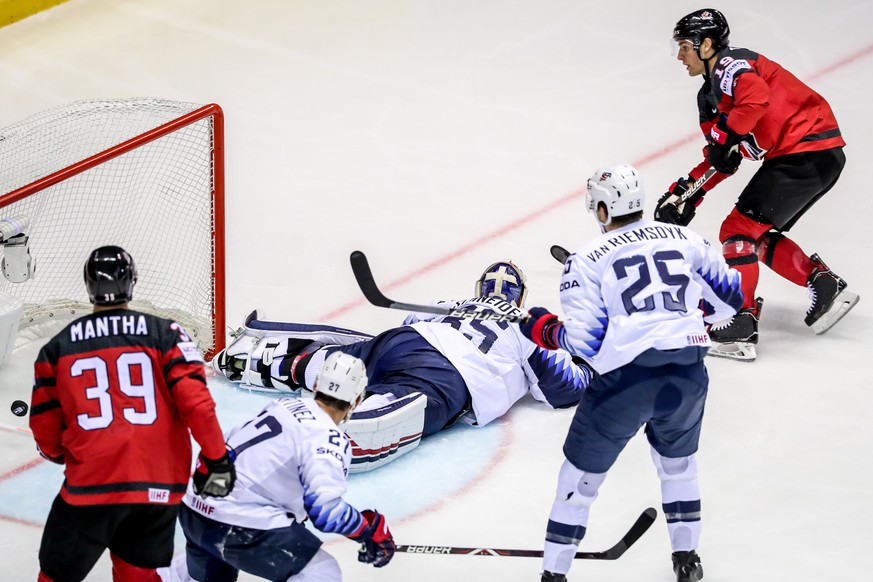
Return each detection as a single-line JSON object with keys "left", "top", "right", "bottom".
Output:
{"left": 211, "top": 260, "right": 592, "bottom": 472}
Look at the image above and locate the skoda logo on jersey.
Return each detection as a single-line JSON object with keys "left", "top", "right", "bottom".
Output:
{"left": 560, "top": 280, "right": 580, "bottom": 291}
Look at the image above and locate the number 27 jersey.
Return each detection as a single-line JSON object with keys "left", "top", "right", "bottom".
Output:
{"left": 559, "top": 220, "right": 743, "bottom": 374}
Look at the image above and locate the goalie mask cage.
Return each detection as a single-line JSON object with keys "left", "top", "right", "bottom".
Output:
{"left": 0, "top": 98, "right": 225, "bottom": 358}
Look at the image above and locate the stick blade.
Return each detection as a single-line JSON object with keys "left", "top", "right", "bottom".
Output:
{"left": 349, "top": 250, "right": 393, "bottom": 308}
{"left": 550, "top": 244, "right": 570, "bottom": 264}
{"left": 575, "top": 507, "right": 657, "bottom": 560}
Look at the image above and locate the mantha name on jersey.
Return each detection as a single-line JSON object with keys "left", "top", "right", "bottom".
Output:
{"left": 30, "top": 308, "right": 225, "bottom": 506}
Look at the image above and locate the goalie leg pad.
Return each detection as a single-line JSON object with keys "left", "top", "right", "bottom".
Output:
{"left": 245, "top": 311, "right": 373, "bottom": 344}
{"left": 211, "top": 310, "right": 372, "bottom": 393}
{"left": 345, "top": 392, "right": 427, "bottom": 473}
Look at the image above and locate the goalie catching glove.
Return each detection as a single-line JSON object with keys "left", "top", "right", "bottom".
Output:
{"left": 654, "top": 175, "right": 709, "bottom": 226}
{"left": 193, "top": 448, "right": 237, "bottom": 498}
{"left": 349, "top": 509, "right": 396, "bottom": 567}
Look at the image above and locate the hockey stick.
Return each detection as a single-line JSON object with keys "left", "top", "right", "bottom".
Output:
{"left": 550, "top": 245, "right": 570, "bottom": 264}
{"left": 350, "top": 251, "right": 530, "bottom": 324}
{"left": 653, "top": 167, "right": 718, "bottom": 222}
{"left": 676, "top": 167, "right": 717, "bottom": 204}
{"left": 396, "top": 507, "right": 657, "bottom": 560}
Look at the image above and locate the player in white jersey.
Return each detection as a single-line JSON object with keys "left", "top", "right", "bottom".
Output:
{"left": 160, "top": 352, "right": 395, "bottom": 582}
{"left": 519, "top": 164, "right": 743, "bottom": 582}
{"left": 212, "top": 261, "right": 591, "bottom": 471}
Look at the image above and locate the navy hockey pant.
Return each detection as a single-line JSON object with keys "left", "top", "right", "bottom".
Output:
{"left": 564, "top": 347, "right": 708, "bottom": 473}
{"left": 179, "top": 504, "right": 321, "bottom": 582}
{"left": 328, "top": 327, "right": 471, "bottom": 437}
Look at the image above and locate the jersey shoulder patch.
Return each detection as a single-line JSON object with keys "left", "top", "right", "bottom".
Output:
{"left": 713, "top": 48, "right": 758, "bottom": 97}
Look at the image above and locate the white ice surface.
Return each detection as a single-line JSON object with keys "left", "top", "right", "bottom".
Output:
{"left": 1, "top": 1, "right": 871, "bottom": 580}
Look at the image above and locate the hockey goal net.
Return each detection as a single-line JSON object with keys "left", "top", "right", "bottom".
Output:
{"left": 0, "top": 98, "right": 225, "bottom": 358}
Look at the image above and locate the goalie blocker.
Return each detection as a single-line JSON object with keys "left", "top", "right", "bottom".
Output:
{"left": 211, "top": 312, "right": 426, "bottom": 472}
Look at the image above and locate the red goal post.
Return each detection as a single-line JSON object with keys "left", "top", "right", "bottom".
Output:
{"left": 0, "top": 98, "right": 225, "bottom": 359}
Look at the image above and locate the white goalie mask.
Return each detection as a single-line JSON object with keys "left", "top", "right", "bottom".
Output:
{"left": 586, "top": 164, "right": 645, "bottom": 232}
{"left": 315, "top": 352, "right": 368, "bottom": 418}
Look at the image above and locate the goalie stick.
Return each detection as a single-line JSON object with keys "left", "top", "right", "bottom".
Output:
{"left": 395, "top": 507, "right": 656, "bottom": 560}
{"left": 349, "top": 251, "right": 530, "bottom": 324}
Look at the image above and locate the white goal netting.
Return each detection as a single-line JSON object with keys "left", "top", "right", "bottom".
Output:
{"left": 0, "top": 98, "right": 224, "bottom": 356}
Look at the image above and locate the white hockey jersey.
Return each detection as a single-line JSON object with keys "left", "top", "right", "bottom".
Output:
{"left": 557, "top": 220, "right": 743, "bottom": 374}
{"left": 181, "top": 398, "right": 364, "bottom": 535}
{"left": 405, "top": 296, "right": 589, "bottom": 426}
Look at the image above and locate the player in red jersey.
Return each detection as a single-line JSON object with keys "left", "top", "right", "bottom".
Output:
{"left": 654, "top": 8, "right": 859, "bottom": 363}
{"left": 29, "top": 246, "right": 236, "bottom": 582}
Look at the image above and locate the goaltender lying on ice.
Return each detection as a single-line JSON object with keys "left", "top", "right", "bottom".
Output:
{"left": 210, "top": 262, "right": 593, "bottom": 473}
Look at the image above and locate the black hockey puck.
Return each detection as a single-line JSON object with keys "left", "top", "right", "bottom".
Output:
{"left": 10, "top": 400, "right": 28, "bottom": 417}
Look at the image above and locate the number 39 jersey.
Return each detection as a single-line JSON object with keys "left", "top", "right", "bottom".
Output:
{"left": 182, "top": 397, "right": 365, "bottom": 534}
{"left": 30, "top": 308, "right": 227, "bottom": 506}
{"left": 559, "top": 220, "right": 743, "bottom": 374}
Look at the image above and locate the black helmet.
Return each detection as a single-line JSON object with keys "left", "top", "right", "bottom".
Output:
{"left": 84, "top": 245, "right": 137, "bottom": 305}
{"left": 673, "top": 9, "right": 730, "bottom": 51}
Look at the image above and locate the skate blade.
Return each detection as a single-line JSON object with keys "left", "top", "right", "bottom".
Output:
{"left": 707, "top": 341, "right": 757, "bottom": 362}
{"left": 811, "top": 290, "right": 859, "bottom": 335}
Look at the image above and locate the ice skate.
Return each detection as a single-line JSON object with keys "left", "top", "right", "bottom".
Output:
{"left": 707, "top": 298, "right": 762, "bottom": 362}
{"left": 805, "top": 253, "right": 859, "bottom": 335}
{"left": 541, "top": 572, "right": 567, "bottom": 582}
{"left": 672, "top": 550, "right": 704, "bottom": 582}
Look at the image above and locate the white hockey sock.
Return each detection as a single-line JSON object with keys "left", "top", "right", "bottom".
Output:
{"left": 651, "top": 449, "right": 702, "bottom": 552}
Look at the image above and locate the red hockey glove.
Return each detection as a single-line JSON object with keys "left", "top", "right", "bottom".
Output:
{"left": 706, "top": 114, "right": 743, "bottom": 174}
{"left": 352, "top": 510, "right": 395, "bottom": 567}
{"left": 193, "top": 448, "right": 236, "bottom": 499}
{"left": 519, "top": 307, "right": 562, "bottom": 351}
{"left": 654, "top": 176, "right": 707, "bottom": 226}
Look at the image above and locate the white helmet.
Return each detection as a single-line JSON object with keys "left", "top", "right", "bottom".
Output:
{"left": 315, "top": 352, "right": 368, "bottom": 409}
{"left": 586, "top": 164, "right": 645, "bottom": 230}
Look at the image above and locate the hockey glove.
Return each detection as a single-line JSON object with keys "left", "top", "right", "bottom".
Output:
{"left": 36, "top": 444, "right": 64, "bottom": 465}
{"left": 193, "top": 448, "right": 237, "bottom": 499}
{"left": 352, "top": 510, "right": 395, "bottom": 568}
{"left": 519, "top": 307, "right": 562, "bottom": 351}
{"left": 706, "top": 114, "right": 743, "bottom": 174}
{"left": 653, "top": 177, "right": 706, "bottom": 226}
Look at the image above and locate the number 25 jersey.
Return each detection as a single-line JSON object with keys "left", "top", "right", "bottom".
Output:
{"left": 559, "top": 220, "right": 743, "bottom": 374}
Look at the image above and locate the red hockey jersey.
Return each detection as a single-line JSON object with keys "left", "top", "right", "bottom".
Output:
{"left": 689, "top": 46, "right": 845, "bottom": 186}
{"left": 30, "top": 309, "right": 227, "bottom": 506}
